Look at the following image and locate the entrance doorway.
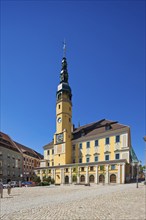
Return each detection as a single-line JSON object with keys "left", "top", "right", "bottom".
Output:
{"left": 65, "top": 176, "right": 69, "bottom": 184}
{"left": 80, "top": 175, "right": 85, "bottom": 183}
{"left": 89, "top": 175, "right": 94, "bottom": 183}
{"left": 99, "top": 174, "right": 105, "bottom": 183}
{"left": 110, "top": 174, "right": 116, "bottom": 183}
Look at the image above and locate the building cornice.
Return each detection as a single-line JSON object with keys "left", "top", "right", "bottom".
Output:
{"left": 34, "top": 159, "right": 127, "bottom": 170}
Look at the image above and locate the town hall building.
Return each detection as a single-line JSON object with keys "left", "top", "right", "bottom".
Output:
{"left": 34, "top": 48, "right": 138, "bottom": 184}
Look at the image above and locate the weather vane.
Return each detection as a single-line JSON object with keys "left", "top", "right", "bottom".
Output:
{"left": 63, "top": 39, "right": 66, "bottom": 57}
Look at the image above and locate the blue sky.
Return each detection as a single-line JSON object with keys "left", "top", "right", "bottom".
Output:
{"left": 1, "top": 0, "right": 145, "bottom": 165}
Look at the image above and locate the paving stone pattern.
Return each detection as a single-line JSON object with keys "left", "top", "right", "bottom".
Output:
{"left": 0, "top": 183, "right": 145, "bottom": 220}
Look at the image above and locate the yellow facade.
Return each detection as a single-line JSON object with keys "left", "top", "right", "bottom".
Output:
{"left": 35, "top": 55, "right": 134, "bottom": 185}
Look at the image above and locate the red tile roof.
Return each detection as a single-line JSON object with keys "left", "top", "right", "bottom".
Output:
{"left": 0, "top": 131, "right": 43, "bottom": 159}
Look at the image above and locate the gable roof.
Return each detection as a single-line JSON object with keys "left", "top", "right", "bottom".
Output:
{"left": 0, "top": 131, "right": 43, "bottom": 159}
{"left": 72, "top": 119, "right": 129, "bottom": 141}
{"left": 0, "top": 131, "right": 21, "bottom": 153}
{"left": 42, "top": 119, "right": 129, "bottom": 148}
{"left": 15, "top": 142, "right": 43, "bottom": 159}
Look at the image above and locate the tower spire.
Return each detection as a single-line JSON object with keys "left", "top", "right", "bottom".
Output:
{"left": 63, "top": 39, "right": 66, "bottom": 57}
{"left": 60, "top": 40, "right": 68, "bottom": 83}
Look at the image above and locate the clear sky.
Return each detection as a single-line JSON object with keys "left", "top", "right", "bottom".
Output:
{"left": 1, "top": 0, "right": 145, "bottom": 165}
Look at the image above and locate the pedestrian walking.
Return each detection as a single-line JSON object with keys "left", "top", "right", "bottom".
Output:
{"left": 0, "top": 181, "right": 3, "bottom": 198}
{"left": 7, "top": 182, "right": 12, "bottom": 196}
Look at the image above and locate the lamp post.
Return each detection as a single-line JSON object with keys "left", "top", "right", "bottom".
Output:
{"left": 19, "top": 174, "right": 23, "bottom": 187}
{"left": 143, "top": 136, "right": 146, "bottom": 185}
{"left": 131, "top": 162, "right": 135, "bottom": 180}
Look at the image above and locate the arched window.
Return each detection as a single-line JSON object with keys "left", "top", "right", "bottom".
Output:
{"left": 72, "top": 175, "right": 77, "bottom": 182}
{"left": 89, "top": 175, "right": 94, "bottom": 183}
{"left": 99, "top": 174, "right": 105, "bottom": 183}
{"left": 65, "top": 175, "right": 69, "bottom": 184}
{"left": 80, "top": 175, "right": 85, "bottom": 182}
{"left": 110, "top": 174, "right": 116, "bottom": 183}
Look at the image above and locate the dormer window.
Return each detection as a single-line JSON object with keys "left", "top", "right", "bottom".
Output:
{"left": 105, "top": 124, "right": 112, "bottom": 131}
{"left": 81, "top": 130, "right": 85, "bottom": 136}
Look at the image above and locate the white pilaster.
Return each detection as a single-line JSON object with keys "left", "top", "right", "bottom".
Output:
{"left": 61, "top": 168, "right": 64, "bottom": 184}
{"left": 85, "top": 166, "right": 89, "bottom": 184}
{"left": 69, "top": 167, "right": 72, "bottom": 184}
{"left": 95, "top": 165, "right": 98, "bottom": 184}
{"left": 117, "top": 164, "right": 121, "bottom": 184}
{"left": 46, "top": 169, "right": 49, "bottom": 177}
{"left": 122, "top": 163, "right": 125, "bottom": 184}
{"left": 77, "top": 167, "right": 80, "bottom": 184}
{"left": 52, "top": 169, "right": 55, "bottom": 181}
{"left": 105, "top": 165, "right": 109, "bottom": 184}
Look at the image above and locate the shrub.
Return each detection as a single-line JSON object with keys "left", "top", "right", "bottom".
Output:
{"left": 37, "top": 181, "right": 50, "bottom": 186}
{"left": 51, "top": 178, "right": 55, "bottom": 184}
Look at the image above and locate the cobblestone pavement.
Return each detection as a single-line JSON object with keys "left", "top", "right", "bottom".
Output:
{"left": 0, "top": 183, "right": 145, "bottom": 220}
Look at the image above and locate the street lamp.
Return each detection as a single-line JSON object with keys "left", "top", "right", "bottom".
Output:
{"left": 131, "top": 162, "right": 135, "bottom": 180}
{"left": 19, "top": 174, "right": 23, "bottom": 187}
{"left": 143, "top": 136, "right": 146, "bottom": 185}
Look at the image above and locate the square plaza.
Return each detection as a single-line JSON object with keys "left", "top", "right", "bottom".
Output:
{"left": 0, "top": 183, "right": 145, "bottom": 220}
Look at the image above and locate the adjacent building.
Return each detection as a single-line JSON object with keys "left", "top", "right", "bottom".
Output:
{"left": 34, "top": 52, "right": 138, "bottom": 185}
{"left": 0, "top": 131, "right": 43, "bottom": 183}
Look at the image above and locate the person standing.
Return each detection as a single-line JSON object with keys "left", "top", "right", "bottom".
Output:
{"left": 7, "top": 182, "right": 12, "bottom": 196}
{"left": 0, "top": 181, "right": 3, "bottom": 198}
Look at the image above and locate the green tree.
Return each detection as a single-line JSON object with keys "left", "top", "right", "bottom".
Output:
{"left": 31, "top": 175, "right": 41, "bottom": 183}
{"left": 72, "top": 164, "right": 79, "bottom": 183}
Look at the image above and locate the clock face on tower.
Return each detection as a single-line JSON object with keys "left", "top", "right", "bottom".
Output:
{"left": 56, "top": 133, "right": 63, "bottom": 143}
{"left": 57, "top": 117, "right": 62, "bottom": 123}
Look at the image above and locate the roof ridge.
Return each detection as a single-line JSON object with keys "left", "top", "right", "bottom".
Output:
{"left": 4, "top": 134, "right": 23, "bottom": 154}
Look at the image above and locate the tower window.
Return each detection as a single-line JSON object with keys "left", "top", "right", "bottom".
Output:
{"left": 47, "top": 150, "right": 50, "bottom": 155}
{"left": 69, "top": 118, "right": 71, "bottom": 122}
{"left": 58, "top": 105, "right": 61, "bottom": 109}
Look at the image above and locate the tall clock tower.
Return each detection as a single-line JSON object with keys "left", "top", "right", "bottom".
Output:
{"left": 54, "top": 50, "right": 72, "bottom": 166}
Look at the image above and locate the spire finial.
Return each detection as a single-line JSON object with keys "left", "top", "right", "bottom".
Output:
{"left": 63, "top": 39, "right": 66, "bottom": 57}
